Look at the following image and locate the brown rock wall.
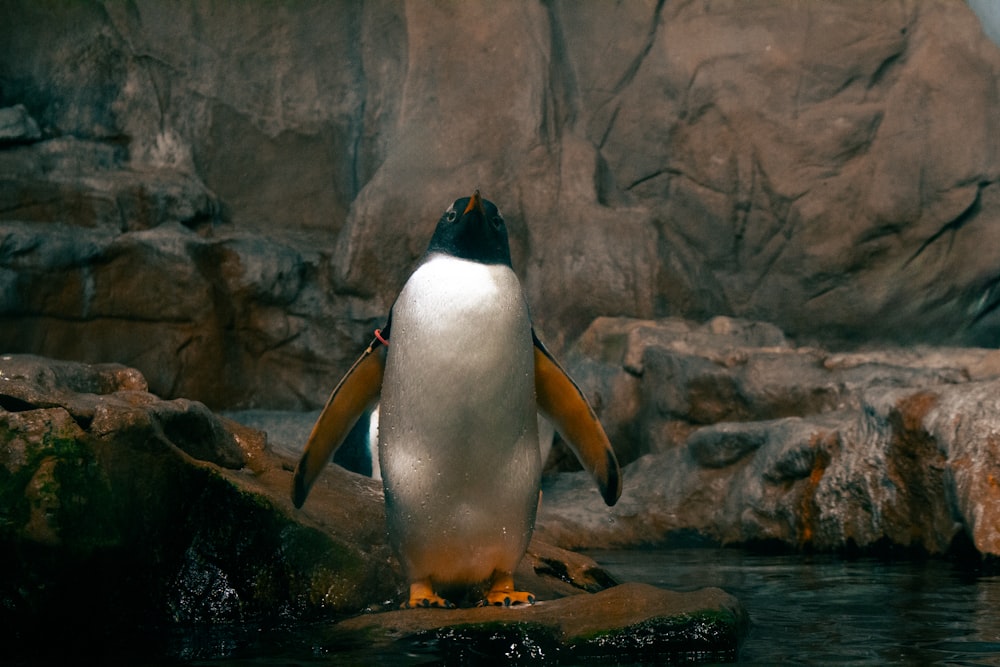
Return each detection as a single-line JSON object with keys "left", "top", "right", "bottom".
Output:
{"left": 1, "top": 1, "right": 998, "bottom": 409}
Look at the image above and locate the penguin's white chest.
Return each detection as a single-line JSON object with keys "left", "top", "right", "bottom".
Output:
{"left": 382, "top": 255, "right": 535, "bottom": 418}
{"left": 378, "top": 254, "right": 541, "bottom": 584}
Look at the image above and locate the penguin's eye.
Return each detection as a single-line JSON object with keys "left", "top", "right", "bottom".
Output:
{"left": 445, "top": 210, "right": 458, "bottom": 222}
{"left": 491, "top": 215, "right": 503, "bottom": 230}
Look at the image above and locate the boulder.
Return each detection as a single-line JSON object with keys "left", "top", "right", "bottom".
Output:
{"left": 333, "top": 582, "right": 746, "bottom": 664}
{"left": 0, "top": 1, "right": 999, "bottom": 410}
{"left": 0, "top": 138, "right": 219, "bottom": 231}
{"left": 0, "top": 104, "right": 41, "bottom": 144}
{"left": 0, "top": 355, "right": 397, "bottom": 632}
{"left": 536, "top": 317, "right": 1000, "bottom": 558}
{"left": 0, "top": 353, "right": 690, "bottom": 658}
{"left": 0, "top": 213, "right": 383, "bottom": 408}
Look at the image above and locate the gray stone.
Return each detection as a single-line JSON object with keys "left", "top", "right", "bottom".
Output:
{"left": 0, "top": 219, "right": 382, "bottom": 409}
{"left": 536, "top": 318, "right": 1000, "bottom": 558}
{"left": 0, "top": 104, "right": 41, "bottom": 144}
{"left": 557, "top": 316, "right": 972, "bottom": 465}
{"left": 687, "top": 422, "right": 769, "bottom": 469}
{"left": 0, "top": 138, "right": 219, "bottom": 230}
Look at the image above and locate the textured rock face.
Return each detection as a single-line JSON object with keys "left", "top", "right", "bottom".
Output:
{"left": 0, "top": 354, "right": 393, "bottom": 630}
{"left": 0, "top": 354, "right": 631, "bottom": 639}
{"left": 1, "top": 1, "right": 999, "bottom": 409}
{"left": 2, "top": 354, "right": 749, "bottom": 663}
{"left": 536, "top": 317, "right": 1000, "bottom": 558}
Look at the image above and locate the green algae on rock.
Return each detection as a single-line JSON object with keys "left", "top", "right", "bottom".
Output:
{"left": 0, "top": 354, "right": 397, "bottom": 631}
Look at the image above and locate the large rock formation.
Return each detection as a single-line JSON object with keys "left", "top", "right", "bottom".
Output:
{"left": 0, "top": 354, "right": 397, "bottom": 631}
{"left": 1, "top": 1, "right": 999, "bottom": 409}
{"left": 0, "top": 354, "right": 746, "bottom": 662}
{"left": 536, "top": 316, "right": 1000, "bottom": 558}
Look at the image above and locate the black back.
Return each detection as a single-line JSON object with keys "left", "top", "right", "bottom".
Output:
{"left": 425, "top": 192, "right": 512, "bottom": 267}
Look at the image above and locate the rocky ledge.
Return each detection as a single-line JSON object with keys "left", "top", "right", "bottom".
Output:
{"left": 538, "top": 316, "right": 1000, "bottom": 559}
{"left": 334, "top": 583, "right": 745, "bottom": 664}
{"left": 0, "top": 353, "right": 744, "bottom": 662}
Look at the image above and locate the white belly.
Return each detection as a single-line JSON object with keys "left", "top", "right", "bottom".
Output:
{"left": 378, "top": 255, "right": 541, "bottom": 585}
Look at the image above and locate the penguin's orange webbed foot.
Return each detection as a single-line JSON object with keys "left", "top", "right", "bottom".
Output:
{"left": 482, "top": 572, "right": 535, "bottom": 607}
{"left": 402, "top": 580, "right": 455, "bottom": 609}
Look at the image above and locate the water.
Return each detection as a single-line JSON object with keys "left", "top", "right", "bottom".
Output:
{"left": 14, "top": 548, "right": 1000, "bottom": 665}
{"left": 587, "top": 548, "right": 1000, "bottom": 666}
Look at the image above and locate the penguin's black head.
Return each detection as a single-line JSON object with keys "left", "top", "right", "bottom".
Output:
{"left": 425, "top": 190, "right": 512, "bottom": 267}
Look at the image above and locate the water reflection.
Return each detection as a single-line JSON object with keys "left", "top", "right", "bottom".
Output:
{"left": 15, "top": 548, "right": 1000, "bottom": 665}
{"left": 586, "top": 548, "right": 1000, "bottom": 666}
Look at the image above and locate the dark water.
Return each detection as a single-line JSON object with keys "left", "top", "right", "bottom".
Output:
{"left": 589, "top": 548, "right": 1000, "bottom": 666}
{"left": 15, "top": 548, "right": 1000, "bottom": 665}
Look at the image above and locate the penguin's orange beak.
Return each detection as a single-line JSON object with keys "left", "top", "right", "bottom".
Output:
{"left": 463, "top": 189, "right": 485, "bottom": 216}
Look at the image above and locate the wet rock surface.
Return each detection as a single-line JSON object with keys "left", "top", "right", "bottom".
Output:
{"left": 5, "top": 329, "right": 1000, "bottom": 656}
{"left": 333, "top": 582, "right": 746, "bottom": 664}
{"left": 538, "top": 316, "right": 1000, "bottom": 558}
{"left": 1, "top": 354, "right": 743, "bottom": 663}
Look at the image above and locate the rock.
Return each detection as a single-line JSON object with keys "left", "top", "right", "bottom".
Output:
{"left": 556, "top": 315, "right": 971, "bottom": 467}
{"left": 0, "top": 138, "right": 220, "bottom": 230}
{"left": 333, "top": 582, "right": 746, "bottom": 664}
{"left": 0, "top": 354, "right": 244, "bottom": 468}
{"left": 668, "top": 318, "right": 954, "bottom": 446}
{"left": 1, "top": 2, "right": 999, "bottom": 411}
{"left": 0, "top": 104, "right": 41, "bottom": 144}
{"left": 0, "top": 217, "right": 383, "bottom": 409}
{"left": 0, "top": 354, "right": 624, "bottom": 640}
{"left": 0, "top": 353, "right": 392, "bottom": 631}
{"left": 536, "top": 317, "right": 1000, "bottom": 558}
{"left": 687, "top": 422, "right": 770, "bottom": 469}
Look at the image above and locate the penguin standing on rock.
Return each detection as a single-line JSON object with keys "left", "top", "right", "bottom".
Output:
{"left": 292, "top": 191, "right": 621, "bottom": 608}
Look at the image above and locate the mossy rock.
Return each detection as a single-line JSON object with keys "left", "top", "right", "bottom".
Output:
{"left": 0, "top": 356, "right": 398, "bottom": 633}
{"left": 0, "top": 355, "right": 632, "bottom": 645}
{"left": 1, "top": 355, "right": 747, "bottom": 664}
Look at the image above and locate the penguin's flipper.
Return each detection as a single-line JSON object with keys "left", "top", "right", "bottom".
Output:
{"left": 532, "top": 331, "right": 622, "bottom": 506}
{"left": 292, "top": 335, "right": 387, "bottom": 508}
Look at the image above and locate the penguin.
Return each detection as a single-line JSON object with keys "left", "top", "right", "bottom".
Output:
{"left": 292, "top": 191, "right": 621, "bottom": 608}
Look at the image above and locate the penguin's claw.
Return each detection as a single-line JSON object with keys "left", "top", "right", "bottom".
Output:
{"left": 404, "top": 599, "right": 450, "bottom": 609}
{"left": 481, "top": 571, "right": 534, "bottom": 607}
{"left": 403, "top": 581, "right": 454, "bottom": 609}
{"left": 401, "top": 596, "right": 455, "bottom": 609}
{"left": 482, "top": 590, "right": 535, "bottom": 607}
